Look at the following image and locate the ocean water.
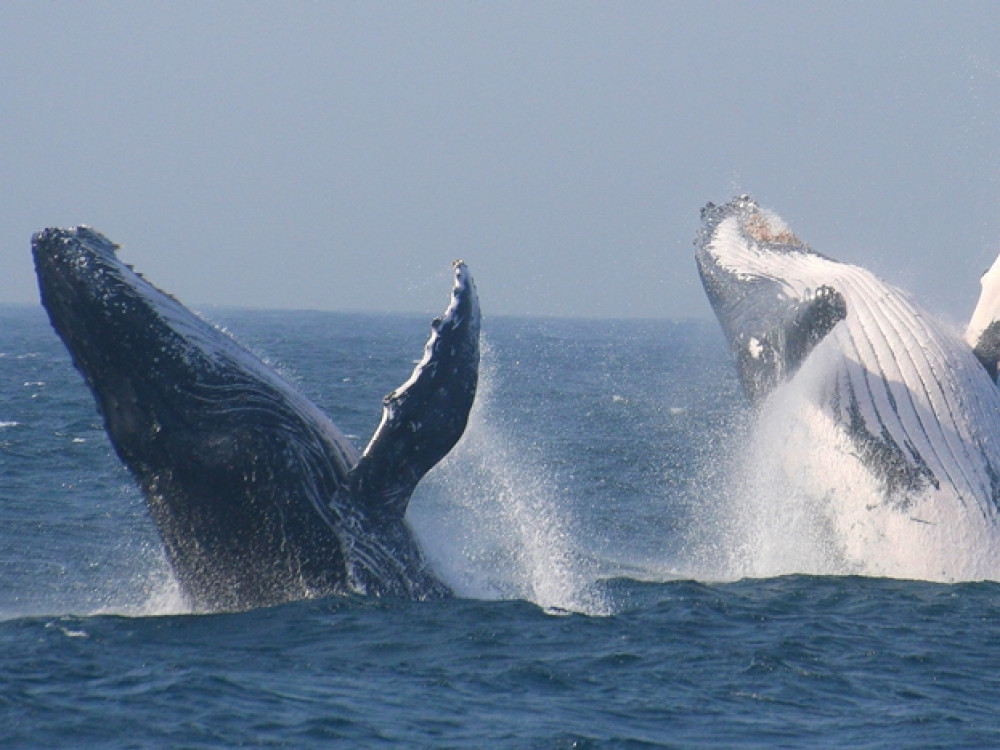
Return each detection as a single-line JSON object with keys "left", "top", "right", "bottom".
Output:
{"left": 2, "top": 304, "right": 1000, "bottom": 748}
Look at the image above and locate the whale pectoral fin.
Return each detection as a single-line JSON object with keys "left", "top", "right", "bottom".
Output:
{"left": 970, "top": 321, "right": 1000, "bottom": 382}
{"left": 349, "top": 261, "right": 480, "bottom": 520}
{"left": 785, "top": 285, "right": 847, "bottom": 372}
{"left": 726, "top": 284, "right": 846, "bottom": 405}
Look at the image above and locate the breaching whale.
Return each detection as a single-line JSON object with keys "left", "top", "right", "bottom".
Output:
{"left": 695, "top": 196, "right": 1000, "bottom": 576}
{"left": 33, "top": 227, "right": 479, "bottom": 611}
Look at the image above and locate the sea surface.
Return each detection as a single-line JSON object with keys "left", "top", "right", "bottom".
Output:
{"left": 2, "top": 304, "right": 1000, "bottom": 748}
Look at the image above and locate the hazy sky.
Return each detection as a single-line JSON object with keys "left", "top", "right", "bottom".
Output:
{"left": 4, "top": 2, "right": 1000, "bottom": 322}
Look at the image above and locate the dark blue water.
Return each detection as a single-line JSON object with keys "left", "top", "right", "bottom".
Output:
{"left": 2, "top": 305, "right": 1000, "bottom": 748}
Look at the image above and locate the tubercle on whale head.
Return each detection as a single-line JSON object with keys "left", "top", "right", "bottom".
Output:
{"left": 32, "top": 225, "right": 228, "bottom": 413}
{"left": 32, "top": 227, "right": 137, "bottom": 366}
{"left": 31, "top": 226, "right": 164, "bottom": 329}
{"left": 696, "top": 197, "right": 805, "bottom": 262}
{"left": 32, "top": 225, "right": 120, "bottom": 257}
{"left": 32, "top": 226, "right": 121, "bottom": 296}
{"left": 699, "top": 195, "right": 759, "bottom": 226}
{"left": 694, "top": 197, "right": 841, "bottom": 306}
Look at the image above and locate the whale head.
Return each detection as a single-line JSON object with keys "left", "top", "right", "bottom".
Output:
{"left": 695, "top": 196, "right": 834, "bottom": 306}
{"left": 32, "top": 227, "right": 225, "bottom": 398}
{"left": 695, "top": 197, "right": 848, "bottom": 404}
{"left": 33, "top": 227, "right": 184, "bottom": 445}
{"left": 32, "top": 227, "right": 309, "bottom": 464}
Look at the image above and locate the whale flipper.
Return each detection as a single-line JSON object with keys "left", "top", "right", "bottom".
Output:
{"left": 696, "top": 198, "right": 847, "bottom": 405}
{"left": 348, "top": 262, "right": 480, "bottom": 520}
{"left": 966, "top": 252, "right": 1000, "bottom": 381}
{"left": 970, "top": 322, "right": 1000, "bottom": 382}
{"left": 32, "top": 226, "right": 476, "bottom": 610}
{"left": 784, "top": 285, "right": 848, "bottom": 373}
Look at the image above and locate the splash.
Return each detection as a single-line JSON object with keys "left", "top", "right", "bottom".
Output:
{"left": 0, "top": 533, "right": 191, "bottom": 622}
{"left": 89, "top": 543, "right": 191, "bottom": 618}
{"left": 411, "top": 341, "right": 609, "bottom": 615}
{"left": 686, "top": 350, "right": 1000, "bottom": 584}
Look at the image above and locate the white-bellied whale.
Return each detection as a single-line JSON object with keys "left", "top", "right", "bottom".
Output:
{"left": 33, "top": 227, "right": 479, "bottom": 611}
{"left": 695, "top": 196, "right": 1000, "bottom": 578}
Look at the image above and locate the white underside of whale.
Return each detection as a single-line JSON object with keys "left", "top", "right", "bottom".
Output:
{"left": 706, "top": 212, "right": 1000, "bottom": 581}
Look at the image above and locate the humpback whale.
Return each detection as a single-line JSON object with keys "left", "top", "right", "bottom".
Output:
{"left": 695, "top": 197, "right": 1000, "bottom": 575}
{"left": 33, "top": 227, "right": 479, "bottom": 611}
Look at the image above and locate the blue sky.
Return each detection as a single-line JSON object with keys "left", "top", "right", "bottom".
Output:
{"left": 3, "top": 2, "right": 1000, "bottom": 321}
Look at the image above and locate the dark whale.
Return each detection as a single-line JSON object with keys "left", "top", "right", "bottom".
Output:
{"left": 695, "top": 197, "right": 1000, "bottom": 578}
{"left": 33, "top": 227, "right": 479, "bottom": 611}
